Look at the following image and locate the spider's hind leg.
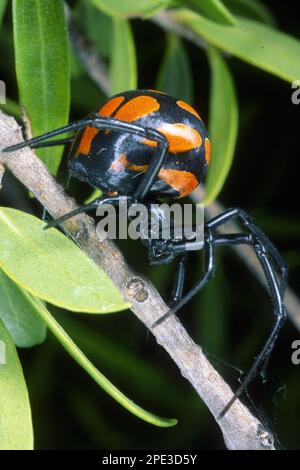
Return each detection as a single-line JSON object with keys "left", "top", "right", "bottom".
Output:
{"left": 169, "top": 253, "right": 188, "bottom": 307}
{"left": 206, "top": 208, "right": 287, "bottom": 419}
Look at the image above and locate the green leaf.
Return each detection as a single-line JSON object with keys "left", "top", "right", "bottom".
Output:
{"left": 0, "top": 269, "right": 47, "bottom": 348}
{"left": 177, "top": 0, "right": 236, "bottom": 25}
{"left": 12, "top": 0, "right": 70, "bottom": 174}
{"left": 77, "top": 0, "right": 112, "bottom": 59}
{"left": 172, "top": 8, "right": 300, "bottom": 82}
{"left": 0, "top": 98, "right": 21, "bottom": 118}
{"left": 223, "top": 0, "right": 276, "bottom": 26}
{"left": 197, "top": 255, "right": 228, "bottom": 355}
{"left": 0, "top": 207, "right": 129, "bottom": 313}
{"left": 85, "top": 188, "right": 103, "bottom": 205}
{"left": 0, "top": 0, "right": 8, "bottom": 28}
{"left": 0, "top": 320, "right": 33, "bottom": 449}
{"left": 110, "top": 19, "right": 137, "bottom": 94}
{"left": 204, "top": 48, "right": 238, "bottom": 204}
{"left": 30, "top": 296, "right": 177, "bottom": 428}
{"left": 156, "top": 34, "right": 194, "bottom": 103}
{"left": 89, "top": 0, "right": 169, "bottom": 18}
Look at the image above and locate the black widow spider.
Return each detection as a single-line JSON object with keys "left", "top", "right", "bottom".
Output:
{"left": 4, "top": 90, "right": 287, "bottom": 419}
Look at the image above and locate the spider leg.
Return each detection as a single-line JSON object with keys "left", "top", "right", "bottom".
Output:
{"left": 30, "top": 137, "right": 75, "bottom": 148}
{"left": 203, "top": 208, "right": 287, "bottom": 419}
{"left": 207, "top": 208, "right": 287, "bottom": 296}
{"left": 169, "top": 253, "right": 188, "bottom": 307}
{"left": 4, "top": 117, "right": 168, "bottom": 201}
{"left": 4, "top": 116, "right": 169, "bottom": 225}
{"left": 3, "top": 119, "right": 95, "bottom": 152}
{"left": 218, "top": 240, "right": 286, "bottom": 419}
{"left": 44, "top": 195, "right": 136, "bottom": 229}
{"left": 152, "top": 228, "right": 215, "bottom": 327}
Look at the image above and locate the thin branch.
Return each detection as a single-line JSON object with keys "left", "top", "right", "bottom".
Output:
{"left": 65, "top": 3, "right": 111, "bottom": 96}
{"left": 0, "top": 111, "right": 275, "bottom": 450}
{"left": 0, "top": 163, "right": 5, "bottom": 190}
{"left": 152, "top": 10, "right": 208, "bottom": 50}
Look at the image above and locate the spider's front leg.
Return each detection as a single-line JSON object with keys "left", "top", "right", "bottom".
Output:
{"left": 44, "top": 195, "right": 138, "bottom": 229}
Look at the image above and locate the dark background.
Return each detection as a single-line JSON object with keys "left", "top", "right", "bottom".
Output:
{"left": 0, "top": 0, "right": 299, "bottom": 450}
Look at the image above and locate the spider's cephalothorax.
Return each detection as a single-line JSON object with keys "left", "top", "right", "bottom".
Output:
{"left": 68, "top": 89, "right": 210, "bottom": 198}
{"left": 4, "top": 89, "right": 287, "bottom": 420}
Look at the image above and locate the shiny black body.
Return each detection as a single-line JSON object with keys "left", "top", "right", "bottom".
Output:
{"left": 69, "top": 90, "right": 209, "bottom": 198}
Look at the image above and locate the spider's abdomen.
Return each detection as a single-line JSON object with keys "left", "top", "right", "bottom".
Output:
{"left": 69, "top": 90, "right": 210, "bottom": 198}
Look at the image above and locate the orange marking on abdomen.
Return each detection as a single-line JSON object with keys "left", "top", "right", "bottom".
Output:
{"left": 76, "top": 96, "right": 125, "bottom": 157}
{"left": 75, "top": 127, "right": 99, "bottom": 157}
{"left": 109, "top": 153, "right": 129, "bottom": 172}
{"left": 115, "top": 96, "right": 160, "bottom": 122}
{"left": 128, "top": 163, "right": 149, "bottom": 172}
{"left": 110, "top": 154, "right": 149, "bottom": 174}
{"left": 99, "top": 95, "right": 125, "bottom": 117}
{"left": 205, "top": 137, "right": 211, "bottom": 164}
{"left": 141, "top": 138, "right": 158, "bottom": 148}
{"left": 140, "top": 124, "right": 202, "bottom": 153}
{"left": 176, "top": 100, "right": 202, "bottom": 120}
{"left": 159, "top": 169, "right": 198, "bottom": 198}
{"left": 110, "top": 156, "right": 197, "bottom": 198}
{"left": 158, "top": 123, "right": 202, "bottom": 153}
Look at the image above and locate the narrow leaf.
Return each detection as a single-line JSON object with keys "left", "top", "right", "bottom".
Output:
{"left": 177, "top": 0, "right": 236, "bottom": 25}
{"left": 77, "top": 0, "right": 112, "bottom": 59}
{"left": 12, "top": 0, "right": 70, "bottom": 173}
{"left": 156, "top": 34, "right": 194, "bottom": 103}
{"left": 0, "top": 320, "right": 33, "bottom": 449}
{"left": 223, "top": 0, "right": 276, "bottom": 26}
{"left": 110, "top": 19, "right": 137, "bottom": 94}
{"left": 30, "top": 296, "right": 177, "bottom": 427}
{"left": 205, "top": 48, "right": 238, "bottom": 204}
{"left": 0, "top": 207, "right": 129, "bottom": 313}
{"left": 89, "top": 0, "right": 169, "bottom": 18}
{"left": 172, "top": 8, "right": 300, "bottom": 82}
{"left": 0, "top": 269, "right": 46, "bottom": 347}
{"left": 0, "top": 0, "right": 8, "bottom": 28}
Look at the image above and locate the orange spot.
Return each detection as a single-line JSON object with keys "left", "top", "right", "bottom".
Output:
{"left": 75, "top": 127, "right": 99, "bottom": 157}
{"left": 115, "top": 96, "right": 160, "bottom": 122}
{"left": 110, "top": 155, "right": 149, "bottom": 174}
{"left": 99, "top": 95, "right": 125, "bottom": 117}
{"left": 76, "top": 96, "right": 125, "bottom": 157}
{"left": 159, "top": 169, "right": 198, "bottom": 198}
{"left": 158, "top": 123, "right": 202, "bottom": 153}
{"left": 141, "top": 138, "right": 158, "bottom": 148}
{"left": 205, "top": 138, "right": 211, "bottom": 164}
{"left": 110, "top": 156, "right": 198, "bottom": 197}
{"left": 177, "top": 100, "right": 201, "bottom": 120}
{"left": 110, "top": 153, "right": 129, "bottom": 172}
{"left": 140, "top": 124, "right": 202, "bottom": 153}
{"left": 128, "top": 163, "right": 149, "bottom": 173}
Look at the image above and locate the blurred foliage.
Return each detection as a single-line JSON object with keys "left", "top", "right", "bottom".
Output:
{"left": 0, "top": 0, "right": 299, "bottom": 450}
